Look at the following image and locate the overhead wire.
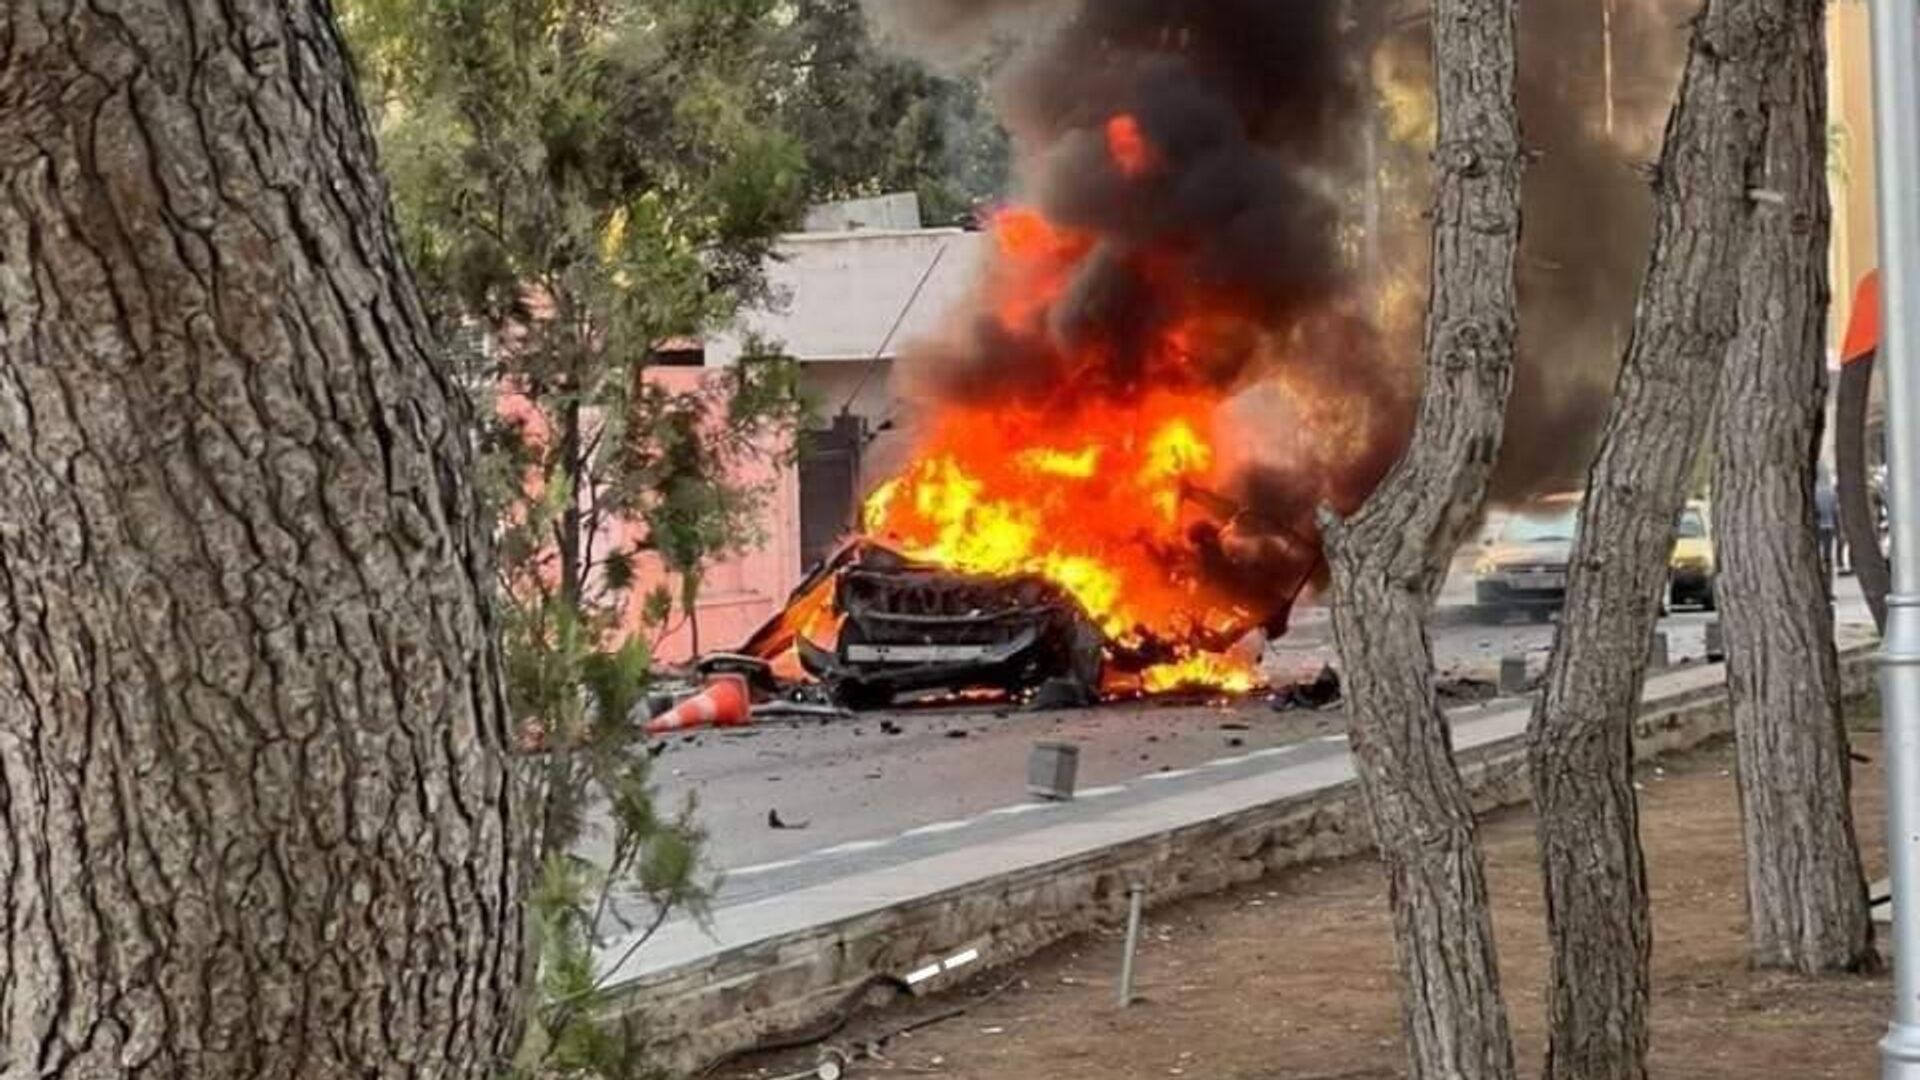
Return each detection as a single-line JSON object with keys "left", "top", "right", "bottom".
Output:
{"left": 837, "top": 240, "right": 951, "bottom": 418}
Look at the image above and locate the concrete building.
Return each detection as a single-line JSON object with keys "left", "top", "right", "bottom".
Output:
{"left": 641, "top": 195, "right": 990, "bottom": 661}
{"left": 1830, "top": 4, "right": 1878, "bottom": 355}
{"left": 1827, "top": 5, "right": 1885, "bottom": 466}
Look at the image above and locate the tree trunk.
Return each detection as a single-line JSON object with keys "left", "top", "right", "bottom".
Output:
{"left": 559, "top": 396, "right": 586, "bottom": 610}
{"left": 0, "top": 2, "right": 526, "bottom": 1077}
{"left": 1713, "top": 0, "right": 1877, "bottom": 974}
{"left": 1528, "top": 4, "right": 1797, "bottom": 1077}
{"left": 1321, "top": 0, "right": 1523, "bottom": 1074}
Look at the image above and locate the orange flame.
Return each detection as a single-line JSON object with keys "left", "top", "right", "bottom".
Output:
{"left": 844, "top": 113, "right": 1337, "bottom": 695}
{"left": 1140, "top": 654, "right": 1261, "bottom": 695}
{"left": 862, "top": 385, "right": 1262, "bottom": 691}
{"left": 1106, "top": 114, "right": 1157, "bottom": 178}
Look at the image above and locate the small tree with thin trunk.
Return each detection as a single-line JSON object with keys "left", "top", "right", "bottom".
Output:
{"left": 0, "top": 1, "right": 523, "bottom": 1075}
{"left": 1713, "top": 0, "right": 1876, "bottom": 974}
{"left": 1321, "top": 0, "right": 1523, "bottom": 1074}
{"left": 1528, "top": 1, "right": 1806, "bottom": 1075}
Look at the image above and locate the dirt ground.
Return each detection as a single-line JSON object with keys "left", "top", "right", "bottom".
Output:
{"left": 721, "top": 711, "right": 1894, "bottom": 1080}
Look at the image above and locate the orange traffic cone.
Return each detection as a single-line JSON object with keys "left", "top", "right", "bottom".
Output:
{"left": 645, "top": 675, "right": 751, "bottom": 736}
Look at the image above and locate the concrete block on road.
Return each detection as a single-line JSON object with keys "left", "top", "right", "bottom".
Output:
{"left": 1498, "top": 654, "right": 1529, "bottom": 696}
{"left": 1705, "top": 619, "right": 1726, "bottom": 662}
{"left": 1028, "top": 741, "right": 1080, "bottom": 801}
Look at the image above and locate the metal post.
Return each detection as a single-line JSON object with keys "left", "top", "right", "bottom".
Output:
{"left": 1870, "top": 0, "right": 1920, "bottom": 1072}
{"left": 1118, "top": 882, "right": 1146, "bottom": 1007}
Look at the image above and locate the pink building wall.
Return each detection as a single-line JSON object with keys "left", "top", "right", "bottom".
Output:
{"left": 496, "top": 366, "right": 804, "bottom": 666}
{"left": 498, "top": 219, "right": 981, "bottom": 664}
{"left": 625, "top": 370, "right": 804, "bottom": 662}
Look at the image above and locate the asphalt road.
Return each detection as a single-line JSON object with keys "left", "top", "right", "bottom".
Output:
{"left": 632, "top": 568, "right": 1877, "bottom": 873}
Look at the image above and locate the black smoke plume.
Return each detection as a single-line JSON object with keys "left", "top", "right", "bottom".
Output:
{"left": 864, "top": 0, "right": 1412, "bottom": 628}
{"left": 874, "top": 0, "right": 1389, "bottom": 405}
{"left": 859, "top": 0, "right": 1694, "bottom": 631}
{"left": 1379, "top": 0, "right": 1693, "bottom": 501}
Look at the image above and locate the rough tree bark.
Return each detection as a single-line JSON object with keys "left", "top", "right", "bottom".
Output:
{"left": 0, "top": 2, "right": 525, "bottom": 1077}
{"left": 1714, "top": 1, "right": 1877, "bottom": 974}
{"left": 1527, "top": 2, "right": 1798, "bottom": 1077}
{"left": 1320, "top": 0, "right": 1522, "bottom": 1075}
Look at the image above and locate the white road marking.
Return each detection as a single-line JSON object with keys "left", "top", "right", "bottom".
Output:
{"left": 988, "top": 802, "right": 1054, "bottom": 817}
{"left": 1143, "top": 768, "right": 1198, "bottom": 781}
{"left": 819, "top": 839, "right": 891, "bottom": 856}
{"left": 902, "top": 819, "right": 975, "bottom": 837}
{"left": 1204, "top": 754, "right": 1254, "bottom": 768}
{"left": 726, "top": 858, "right": 803, "bottom": 877}
{"left": 906, "top": 963, "right": 943, "bottom": 985}
{"left": 1076, "top": 785, "right": 1127, "bottom": 798}
{"left": 943, "top": 947, "right": 980, "bottom": 970}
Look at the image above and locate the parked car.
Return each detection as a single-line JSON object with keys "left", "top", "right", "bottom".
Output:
{"left": 1473, "top": 494, "right": 1715, "bottom": 620}
{"left": 1473, "top": 494, "right": 1580, "bottom": 621}
{"left": 1667, "top": 500, "right": 1716, "bottom": 610}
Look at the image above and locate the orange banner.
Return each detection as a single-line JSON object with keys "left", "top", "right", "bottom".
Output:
{"left": 1844, "top": 269, "right": 1880, "bottom": 365}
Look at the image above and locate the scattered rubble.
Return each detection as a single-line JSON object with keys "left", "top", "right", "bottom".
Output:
{"left": 1268, "top": 665, "right": 1342, "bottom": 712}
{"left": 768, "top": 810, "right": 809, "bottom": 831}
{"left": 1435, "top": 674, "right": 1499, "bottom": 704}
{"left": 753, "top": 700, "right": 856, "bottom": 722}
{"left": 1028, "top": 676, "right": 1098, "bottom": 710}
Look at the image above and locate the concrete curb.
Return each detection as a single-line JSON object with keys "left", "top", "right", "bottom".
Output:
{"left": 617, "top": 646, "right": 1878, "bottom": 1074}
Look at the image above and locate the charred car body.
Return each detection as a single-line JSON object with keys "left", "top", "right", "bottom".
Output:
{"left": 742, "top": 542, "right": 1106, "bottom": 709}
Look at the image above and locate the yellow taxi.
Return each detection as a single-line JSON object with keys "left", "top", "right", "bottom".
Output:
{"left": 1668, "top": 500, "right": 1715, "bottom": 610}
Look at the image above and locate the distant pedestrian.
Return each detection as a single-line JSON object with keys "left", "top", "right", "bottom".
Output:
{"left": 1816, "top": 463, "right": 1839, "bottom": 594}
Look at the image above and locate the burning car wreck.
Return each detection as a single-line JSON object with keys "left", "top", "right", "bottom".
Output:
{"left": 740, "top": 535, "right": 1313, "bottom": 709}
{"left": 746, "top": 541, "right": 1106, "bottom": 709}
{"left": 717, "top": 1, "right": 1417, "bottom": 711}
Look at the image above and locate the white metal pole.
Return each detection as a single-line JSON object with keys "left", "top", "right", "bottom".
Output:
{"left": 1871, "top": 0, "right": 1920, "bottom": 1074}
{"left": 1118, "top": 882, "right": 1145, "bottom": 1007}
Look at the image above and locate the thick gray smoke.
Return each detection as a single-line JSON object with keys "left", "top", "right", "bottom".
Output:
{"left": 858, "top": 0, "right": 1694, "bottom": 625}
{"left": 870, "top": 0, "right": 1394, "bottom": 409}
{"left": 874, "top": 0, "right": 1697, "bottom": 509}
{"left": 1499, "top": 0, "right": 1690, "bottom": 499}
{"left": 1378, "top": 0, "right": 1692, "bottom": 501}
{"left": 862, "top": 0, "right": 1410, "bottom": 631}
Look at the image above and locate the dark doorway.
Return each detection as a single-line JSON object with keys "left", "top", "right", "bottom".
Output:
{"left": 798, "top": 414, "right": 865, "bottom": 572}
